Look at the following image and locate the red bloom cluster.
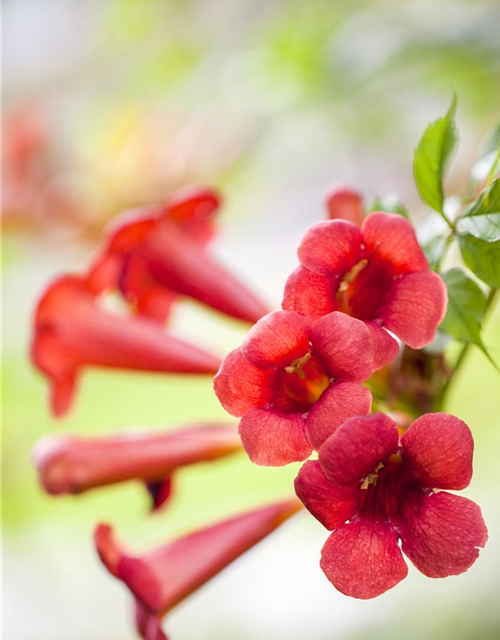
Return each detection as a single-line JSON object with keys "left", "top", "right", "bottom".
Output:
{"left": 31, "top": 178, "right": 487, "bottom": 636}
{"left": 213, "top": 193, "right": 486, "bottom": 599}
{"left": 214, "top": 310, "right": 373, "bottom": 465}
{"left": 295, "top": 412, "right": 487, "bottom": 598}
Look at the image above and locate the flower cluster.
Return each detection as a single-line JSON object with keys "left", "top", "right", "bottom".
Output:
{"left": 31, "top": 179, "right": 488, "bottom": 639}
{"left": 214, "top": 186, "right": 487, "bottom": 597}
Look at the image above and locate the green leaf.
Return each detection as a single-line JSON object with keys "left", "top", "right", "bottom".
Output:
{"left": 458, "top": 233, "right": 500, "bottom": 288}
{"left": 369, "top": 194, "right": 409, "bottom": 218}
{"left": 440, "top": 268, "right": 492, "bottom": 361}
{"left": 457, "top": 178, "right": 500, "bottom": 241}
{"left": 413, "top": 95, "right": 458, "bottom": 216}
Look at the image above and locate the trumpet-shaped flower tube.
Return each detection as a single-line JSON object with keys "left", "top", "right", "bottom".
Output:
{"left": 87, "top": 187, "right": 269, "bottom": 324}
{"left": 295, "top": 412, "right": 487, "bottom": 599}
{"left": 31, "top": 423, "right": 241, "bottom": 510}
{"left": 95, "top": 497, "right": 302, "bottom": 640}
{"left": 326, "top": 186, "right": 364, "bottom": 227}
{"left": 214, "top": 309, "right": 373, "bottom": 466}
{"left": 31, "top": 275, "right": 221, "bottom": 416}
{"left": 283, "top": 212, "right": 447, "bottom": 369}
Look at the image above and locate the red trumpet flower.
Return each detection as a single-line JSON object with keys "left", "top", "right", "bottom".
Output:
{"left": 283, "top": 212, "right": 447, "bottom": 369}
{"left": 31, "top": 275, "right": 221, "bottom": 417}
{"left": 326, "top": 186, "right": 364, "bottom": 227}
{"left": 31, "top": 424, "right": 241, "bottom": 510}
{"left": 87, "top": 187, "right": 269, "bottom": 325}
{"left": 96, "top": 498, "right": 302, "bottom": 640}
{"left": 214, "top": 310, "right": 373, "bottom": 466}
{"left": 295, "top": 413, "right": 487, "bottom": 599}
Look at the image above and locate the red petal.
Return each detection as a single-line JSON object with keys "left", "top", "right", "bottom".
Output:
{"left": 95, "top": 499, "right": 302, "bottom": 615}
{"left": 381, "top": 270, "right": 447, "bottom": 349}
{"left": 297, "top": 220, "right": 363, "bottom": 277}
{"left": 213, "top": 348, "right": 275, "bottom": 416}
{"left": 310, "top": 312, "right": 374, "bottom": 382}
{"left": 305, "top": 381, "right": 372, "bottom": 450}
{"left": 366, "top": 321, "right": 399, "bottom": 370}
{"left": 241, "top": 310, "right": 311, "bottom": 369}
{"left": 294, "top": 460, "right": 358, "bottom": 530}
{"left": 361, "top": 212, "right": 428, "bottom": 274}
{"left": 326, "top": 186, "right": 364, "bottom": 227}
{"left": 401, "top": 413, "right": 473, "bottom": 490}
{"left": 320, "top": 515, "right": 408, "bottom": 599}
{"left": 238, "top": 408, "right": 311, "bottom": 466}
{"left": 319, "top": 413, "right": 399, "bottom": 486}
{"left": 282, "top": 266, "right": 335, "bottom": 320}
{"left": 400, "top": 490, "right": 488, "bottom": 578}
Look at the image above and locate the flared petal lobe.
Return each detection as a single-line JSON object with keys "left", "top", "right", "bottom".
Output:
{"left": 366, "top": 321, "right": 399, "bottom": 370}
{"left": 294, "top": 461, "right": 358, "bottom": 530}
{"left": 282, "top": 266, "right": 335, "bottom": 320}
{"left": 321, "top": 516, "right": 408, "bottom": 599}
{"left": 361, "top": 212, "right": 428, "bottom": 274}
{"left": 310, "top": 312, "right": 374, "bottom": 381}
{"left": 238, "top": 408, "right": 312, "bottom": 466}
{"left": 297, "top": 220, "right": 363, "bottom": 277}
{"left": 304, "top": 381, "right": 372, "bottom": 450}
{"left": 213, "top": 349, "right": 275, "bottom": 416}
{"left": 382, "top": 270, "right": 448, "bottom": 349}
{"left": 400, "top": 491, "right": 487, "bottom": 578}
{"left": 241, "top": 310, "right": 311, "bottom": 369}
{"left": 319, "top": 413, "right": 399, "bottom": 486}
{"left": 401, "top": 413, "right": 473, "bottom": 490}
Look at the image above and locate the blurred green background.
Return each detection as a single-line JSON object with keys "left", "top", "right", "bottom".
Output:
{"left": 3, "top": 0, "right": 500, "bottom": 638}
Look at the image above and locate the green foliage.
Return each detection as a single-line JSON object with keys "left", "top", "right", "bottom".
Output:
{"left": 456, "top": 179, "right": 500, "bottom": 288}
{"left": 458, "top": 179, "right": 500, "bottom": 241}
{"left": 413, "top": 95, "right": 458, "bottom": 217}
{"left": 459, "top": 234, "right": 500, "bottom": 289}
{"left": 440, "top": 268, "right": 491, "bottom": 359}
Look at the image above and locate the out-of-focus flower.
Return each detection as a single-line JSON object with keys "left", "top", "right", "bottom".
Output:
{"left": 214, "top": 310, "right": 373, "bottom": 466}
{"left": 95, "top": 498, "right": 303, "bottom": 640}
{"left": 283, "top": 212, "right": 447, "bottom": 369}
{"left": 326, "top": 186, "right": 364, "bottom": 227}
{"left": 295, "top": 412, "right": 487, "bottom": 599}
{"left": 31, "top": 423, "right": 241, "bottom": 510}
{"left": 31, "top": 275, "right": 221, "bottom": 417}
{"left": 87, "top": 187, "right": 269, "bottom": 325}
{"left": 1, "top": 106, "right": 84, "bottom": 232}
